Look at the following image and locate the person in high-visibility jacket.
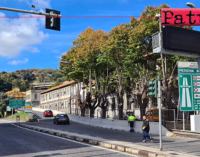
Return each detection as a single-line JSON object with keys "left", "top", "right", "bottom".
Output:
{"left": 128, "top": 114, "right": 136, "bottom": 132}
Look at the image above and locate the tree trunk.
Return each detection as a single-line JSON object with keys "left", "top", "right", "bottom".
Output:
{"left": 118, "top": 95, "right": 123, "bottom": 120}
{"left": 90, "top": 108, "right": 95, "bottom": 118}
{"left": 80, "top": 107, "right": 85, "bottom": 117}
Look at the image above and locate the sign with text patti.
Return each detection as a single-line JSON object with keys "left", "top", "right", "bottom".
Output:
{"left": 163, "top": 26, "right": 200, "bottom": 55}
{"left": 178, "top": 61, "right": 200, "bottom": 111}
{"left": 161, "top": 8, "right": 200, "bottom": 26}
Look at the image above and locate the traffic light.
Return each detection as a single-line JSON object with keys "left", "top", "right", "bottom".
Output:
{"left": 46, "top": 8, "right": 60, "bottom": 31}
{"left": 148, "top": 80, "right": 157, "bottom": 97}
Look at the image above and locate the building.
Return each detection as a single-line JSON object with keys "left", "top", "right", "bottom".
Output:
{"left": 29, "top": 82, "right": 56, "bottom": 90}
{"left": 32, "top": 71, "right": 39, "bottom": 75}
{"left": 40, "top": 80, "right": 80, "bottom": 111}
{"left": 26, "top": 90, "right": 44, "bottom": 107}
{"left": 40, "top": 80, "right": 133, "bottom": 119}
{"left": 6, "top": 87, "right": 26, "bottom": 100}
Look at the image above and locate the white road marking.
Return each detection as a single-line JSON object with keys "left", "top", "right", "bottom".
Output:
{"left": 12, "top": 124, "right": 138, "bottom": 157}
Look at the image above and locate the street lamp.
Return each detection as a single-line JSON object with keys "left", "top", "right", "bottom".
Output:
{"left": 186, "top": 2, "right": 196, "bottom": 8}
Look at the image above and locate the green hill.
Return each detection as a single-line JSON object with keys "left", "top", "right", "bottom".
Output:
{"left": 0, "top": 69, "right": 67, "bottom": 92}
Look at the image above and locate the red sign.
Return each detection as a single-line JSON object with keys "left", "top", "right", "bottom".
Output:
{"left": 161, "top": 8, "right": 200, "bottom": 26}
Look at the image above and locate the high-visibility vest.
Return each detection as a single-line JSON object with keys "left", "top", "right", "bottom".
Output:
{"left": 128, "top": 116, "right": 135, "bottom": 121}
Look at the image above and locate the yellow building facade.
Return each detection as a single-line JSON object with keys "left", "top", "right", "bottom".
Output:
{"left": 6, "top": 87, "right": 26, "bottom": 100}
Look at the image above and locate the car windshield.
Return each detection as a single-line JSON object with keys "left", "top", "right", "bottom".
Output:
{"left": 46, "top": 110, "right": 52, "bottom": 112}
{"left": 59, "top": 115, "right": 68, "bottom": 118}
{"left": 146, "top": 111, "right": 150, "bottom": 116}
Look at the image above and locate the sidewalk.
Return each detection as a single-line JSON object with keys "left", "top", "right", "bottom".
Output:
{"left": 14, "top": 122, "right": 198, "bottom": 157}
{"left": 171, "top": 129, "right": 200, "bottom": 138}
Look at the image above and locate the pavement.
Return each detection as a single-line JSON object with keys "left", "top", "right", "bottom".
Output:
{"left": 0, "top": 119, "right": 138, "bottom": 157}
{"left": 24, "top": 110, "right": 200, "bottom": 157}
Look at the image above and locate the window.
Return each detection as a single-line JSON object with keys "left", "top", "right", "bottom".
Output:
{"left": 154, "top": 110, "right": 159, "bottom": 116}
{"left": 35, "top": 94, "right": 37, "bottom": 99}
{"left": 66, "top": 87, "right": 69, "bottom": 95}
{"left": 71, "top": 86, "right": 74, "bottom": 95}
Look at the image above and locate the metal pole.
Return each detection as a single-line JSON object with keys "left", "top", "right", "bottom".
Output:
{"left": 176, "top": 99, "right": 180, "bottom": 129}
{"left": 0, "top": 6, "right": 61, "bottom": 17}
{"left": 183, "top": 112, "right": 185, "bottom": 130}
{"left": 158, "top": 76, "right": 163, "bottom": 151}
{"left": 12, "top": 108, "right": 13, "bottom": 118}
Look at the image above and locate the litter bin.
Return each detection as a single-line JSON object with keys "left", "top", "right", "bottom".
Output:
{"left": 16, "top": 115, "right": 20, "bottom": 123}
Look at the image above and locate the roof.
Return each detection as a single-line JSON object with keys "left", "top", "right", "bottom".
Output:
{"left": 41, "top": 80, "right": 75, "bottom": 94}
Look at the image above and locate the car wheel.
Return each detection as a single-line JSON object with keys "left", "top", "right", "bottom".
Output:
{"left": 53, "top": 121, "right": 55, "bottom": 124}
{"left": 67, "top": 121, "right": 69, "bottom": 124}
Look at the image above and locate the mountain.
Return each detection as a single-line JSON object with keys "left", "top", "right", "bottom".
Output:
{"left": 0, "top": 68, "right": 67, "bottom": 92}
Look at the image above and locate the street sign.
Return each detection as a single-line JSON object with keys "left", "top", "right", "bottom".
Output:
{"left": 9, "top": 99, "right": 25, "bottom": 108}
{"left": 152, "top": 27, "right": 200, "bottom": 58}
{"left": 163, "top": 26, "right": 200, "bottom": 55}
{"left": 6, "top": 106, "right": 11, "bottom": 111}
{"left": 25, "top": 102, "right": 32, "bottom": 113}
{"left": 178, "top": 61, "right": 200, "bottom": 111}
{"left": 161, "top": 8, "right": 200, "bottom": 26}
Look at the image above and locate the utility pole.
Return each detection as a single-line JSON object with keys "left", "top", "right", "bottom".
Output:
{"left": 0, "top": 6, "right": 61, "bottom": 17}
{"left": 0, "top": 6, "right": 61, "bottom": 31}
{"left": 158, "top": 76, "right": 163, "bottom": 151}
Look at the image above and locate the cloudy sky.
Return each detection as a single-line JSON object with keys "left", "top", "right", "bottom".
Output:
{"left": 0, "top": 0, "right": 199, "bottom": 72}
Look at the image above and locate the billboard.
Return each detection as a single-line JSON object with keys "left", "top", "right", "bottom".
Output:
{"left": 163, "top": 26, "right": 200, "bottom": 55}
{"left": 161, "top": 8, "right": 200, "bottom": 26}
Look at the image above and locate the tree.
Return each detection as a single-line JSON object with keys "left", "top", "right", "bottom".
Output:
{"left": 12, "top": 79, "right": 20, "bottom": 88}
{"left": 38, "top": 74, "right": 44, "bottom": 82}
{"left": 60, "top": 27, "right": 108, "bottom": 117}
{"left": 20, "top": 80, "right": 29, "bottom": 92}
{"left": 0, "top": 93, "right": 12, "bottom": 117}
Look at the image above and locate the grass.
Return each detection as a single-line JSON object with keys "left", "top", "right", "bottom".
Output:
{"left": 7, "top": 111, "right": 31, "bottom": 119}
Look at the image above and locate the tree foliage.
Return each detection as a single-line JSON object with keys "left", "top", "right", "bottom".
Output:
{"left": 59, "top": 4, "right": 195, "bottom": 118}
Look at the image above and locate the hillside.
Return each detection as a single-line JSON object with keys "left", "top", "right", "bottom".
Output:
{"left": 0, "top": 68, "right": 68, "bottom": 92}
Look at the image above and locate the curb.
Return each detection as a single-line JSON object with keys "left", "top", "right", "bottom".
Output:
{"left": 14, "top": 123, "right": 169, "bottom": 157}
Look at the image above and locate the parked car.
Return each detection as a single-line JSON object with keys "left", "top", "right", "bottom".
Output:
{"left": 53, "top": 114, "right": 69, "bottom": 125}
{"left": 43, "top": 110, "right": 53, "bottom": 117}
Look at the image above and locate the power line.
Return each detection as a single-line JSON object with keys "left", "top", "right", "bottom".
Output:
{"left": 0, "top": 15, "right": 158, "bottom": 18}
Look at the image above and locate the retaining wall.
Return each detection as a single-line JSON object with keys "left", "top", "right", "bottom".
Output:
{"left": 33, "top": 107, "right": 173, "bottom": 136}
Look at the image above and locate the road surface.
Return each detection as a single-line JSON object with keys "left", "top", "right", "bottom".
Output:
{"left": 31, "top": 110, "right": 200, "bottom": 156}
{"left": 0, "top": 119, "right": 138, "bottom": 157}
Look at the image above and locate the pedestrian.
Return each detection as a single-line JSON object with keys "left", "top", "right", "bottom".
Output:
{"left": 142, "top": 116, "right": 153, "bottom": 143}
{"left": 128, "top": 114, "right": 136, "bottom": 132}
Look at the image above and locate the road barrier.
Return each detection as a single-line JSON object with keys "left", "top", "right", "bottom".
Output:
{"left": 33, "top": 107, "right": 173, "bottom": 136}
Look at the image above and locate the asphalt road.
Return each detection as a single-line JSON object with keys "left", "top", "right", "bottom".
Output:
{"left": 0, "top": 119, "right": 138, "bottom": 157}
{"left": 32, "top": 110, "right": 200, "bottom": 156}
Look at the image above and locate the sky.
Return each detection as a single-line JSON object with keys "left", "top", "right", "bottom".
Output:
{"left": 0, "top": 0, "right": 200, "bottom": 72}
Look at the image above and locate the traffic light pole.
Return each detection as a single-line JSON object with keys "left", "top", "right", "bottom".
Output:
{"left": 158, "top": 76, "right": 163, "bottom": 151}
{"left": 0, "top": 6, "right": 61, "bottom": 17}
